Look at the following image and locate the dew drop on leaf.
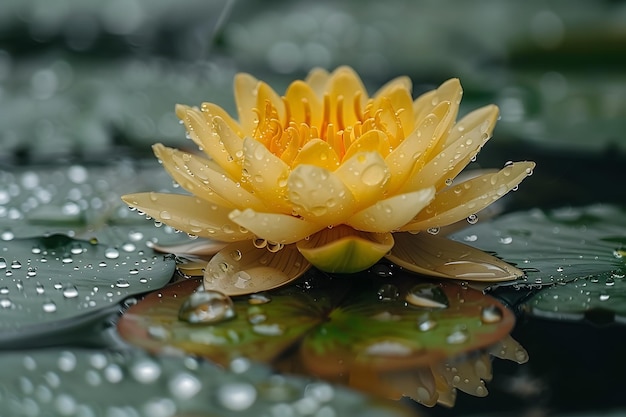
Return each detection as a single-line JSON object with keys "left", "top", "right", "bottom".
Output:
{"left": 178, "top": 290, "right": 235, "bottom": 324}
{"left": 405, "top": 283, "right": 449, "bottom": 309}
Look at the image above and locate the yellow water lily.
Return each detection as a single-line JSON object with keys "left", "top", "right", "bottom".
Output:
{"left": 122, "top": 66, "right": 535, "bottom": 295}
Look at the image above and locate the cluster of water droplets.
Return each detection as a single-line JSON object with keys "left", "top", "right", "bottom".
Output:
{"left": 0, "top": 349, "right": 404, "bottom": 417}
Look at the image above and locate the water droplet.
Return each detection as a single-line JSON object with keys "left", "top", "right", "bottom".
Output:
{"left": 62, "top": 284, "right": 79, "bottom": 299}
{"left": 169, "top": 372, "right": 202, "bottom": 400}
{"left": 0, "top": 257, "right": 7, "bottom": 269}
{"left": 0, "top": 297, "right": 13, "bottom": 309}
{"left": 466, "top": 214, "right": 478, "bottom": 224}
{"left": 179, "top": 290, "right": 235, "bottom": 324}
{"left": 42, "top": 300, "right": 57, "bottom": 313}
{"left": 417, "top": 316, "right": 437, "bottom": 331}
{"left": 230, "top": 250, "right": 242, "bottom": 261}
{"left": 131, "top": 358, "right": 162, "bottom": 384}
{"left": 252, "top": 323, "right": 283, "bottom": 336}
{"left": 364, "top": 340, "right": 414, "bottom": 356}
{"left": 104, "top": 247, "right": 119, "bottom": 259}
{"left": 377, "top": 284, "right": 399, "bottom": 301}
{"left": 427, "top": 227, "right": 440, "bottom": 235}
{"left": 446, "top": 328, "right": 469, "bottom": 344}
{"left": 115, "top": 279, "right": 130, "bottom": 288}
{"left": 216, "top": 382, "right": 257, "bottom": 411}
{"left": 405, "top": 284, "right": 448, "bottom": 308}
{"left": 480, "top": 305, "right": 503, "bottom": 323}
{"left": 361, "top": 165, "right": 387, "bottom": 186}
{"left": 248, "top": 293, "right": 271, "bottom": 305}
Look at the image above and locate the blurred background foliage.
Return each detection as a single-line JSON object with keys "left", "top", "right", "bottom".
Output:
{"left": 1, "top": 0, "right": 625, "bottom": 163}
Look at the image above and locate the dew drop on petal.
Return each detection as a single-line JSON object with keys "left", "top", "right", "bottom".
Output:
{"left": 178, "top": 290, "right": 235, "bottom": 324}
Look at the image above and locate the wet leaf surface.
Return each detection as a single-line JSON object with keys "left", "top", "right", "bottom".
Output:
{"left": 118, "top": 270, "right": 516, "bottom": 405}
{"left": 0, "top": 349, "right": 412, "bottom": 417}
{"left": 0, "top": 234, "right": 175, "bottom": 346}
{"left": 450, "top": 205, "right": 626, "bottom": 322}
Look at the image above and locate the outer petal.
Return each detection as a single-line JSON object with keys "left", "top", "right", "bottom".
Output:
{"left": 347, "top": 188, "right": 435, "bottom": 233}
{"left": 153, "top": 143, "right": 233, "bottom": 208}
{"left": 334, "top": 151, "right": 390, "bottom": 210}
{"left": 386, "top": 232, "right": 524, "bottom": 281}
{"left": 177, "top": 106, "right": 240, "bottom": 179}
{"left": 296, "top": 226, "right": 394, "bottom": 273}
{"left": 287, "top": 164, "right": 356, "bottom": 224}
{"left": 229, "top": 209, "right": 324, "bottom": 244}
{"left": 413, "top": 78, "right": 462, "bottom": 127}
{"left": 410, "top": 105, "right": 499, "bottom": 192}
{"left": 204, "top": 241, "right": 310, "bottom": 295}
{"left": 401, "top": 161, "right": 535, "bottom": 231}
{"left": 234, "top": 72, "right": 260, "bottom": 136}
{"left": 155, "top": 144, "right": 267, "bottom": 211}
{"left": 387, "top": 101, "right": 451, "bottom": 193}
{"left": 121, "top": 192, "right": 250, "bottom": 241}
{"left": 200, "top": 102, "right": 243, "bottom": 137}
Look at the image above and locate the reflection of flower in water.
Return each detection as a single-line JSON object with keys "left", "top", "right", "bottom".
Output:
{"left": 334, "top": 335, "right": 528, "bottom": 407}
{"left": 122, "top": 66, "right": 534, "bottom": 295}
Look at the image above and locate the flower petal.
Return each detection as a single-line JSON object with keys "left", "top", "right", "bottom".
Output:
{"left": 401, "top": 161, "right": 535, "bottom": 231}
{"left": 257, "top": 81, "right": 286, "bottom": 122}
{"left": 374, "top": 75, "right": 412, "bottom": 99}
{"left": 296, "top": 226, "right": 394, "bottom": 273}
{"left": 386, "top": 232, "right": 524, "bottom": 281}
{"left": 371, "top": 85, "right": 415, "bottom": 144}
{"left": 234, "top": 72, "right": 260, "bottom": 136}
{"left": 156, "top": 144, "right": 267, "bottom": 211}
{"left": 200, "top": 102, "right": 243, "bottom": 137}
{"left": 388, "top": 101, "right": 452, "bottom": 193}
{"left": 413, "top": 78, "right": 462, "bottom": 126}
{"left": 241, "top": 137, "right": 292, "bottom": 213}
{"left": 347, "top": 188, "right": 435, "bottom": 233}
{"left": 291, "top": 138, "right": 340, "bottom": 170}
{"left": 305, "top": 67, "right": 331, "bottom": 97}
{"left": 343, "top": 129, "right": 392, "bottom": 161}
{"left": 177, "top": 106, "right": 241, "bottom": 179}
{"left": 334, "top": 152, "right": 390, "bottom": 209}
{"left": 287, "top": 164, "right": 356, "bottom": 224}
{"left": 152, "top": 143, "right": 234, "bottom": 208}
{"left": 327, "top": 66, "right": 369, "bottom": 128}
{"left": 204, "top": 241, "right": 310, "bottom": 295}
{"left": 121, "top": 192, "right": 250, "bottom": 241}
{"left": 212, "top": 116, "right": 244, "bottom": 167}
{"left": 152, "top": 239, "right": 228, "bottom": 257}
{"left": 410, "top": 105, "right": 499, "bottom": 192}
{"left": 285, "top": 80, "right": 323, "bottom": 127}
{"left": 229, "top": 208, "right": 323, "bottom": 244}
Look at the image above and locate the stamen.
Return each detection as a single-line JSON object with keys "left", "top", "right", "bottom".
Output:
{"left": 282, "top": 96, "right": 291, "bottom": 129}
{"left": 353, "top": 92, "right": 364, "bottom": 122}
{"left": 321, "top": 94, "right": 330, "bottom": 140}
{"left": 336, "top": 95, "right": 345, "bottom": 131}
{"left": 302, "top": 98, "right": 311, "bottom": 126}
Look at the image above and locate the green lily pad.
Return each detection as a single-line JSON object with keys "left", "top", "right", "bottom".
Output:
{"left": 0, "top": 349, "right": 411, "bottom": 417}
{"left": 118, "top": 270, "right": 516, "bottom": 405}
{"left": 450, "top": 205, "right": 626, "bottom": 322}
{"left": 0, "top": 234, "right": 175, "bottom": 347}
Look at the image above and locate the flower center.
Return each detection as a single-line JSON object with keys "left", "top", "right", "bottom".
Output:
{"left": 252, "top": 94, "right": 407, "bottom": 163}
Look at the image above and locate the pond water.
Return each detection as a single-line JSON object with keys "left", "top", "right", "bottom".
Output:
{"left": 1, "top": 1, "right": 625, "bottom": 416}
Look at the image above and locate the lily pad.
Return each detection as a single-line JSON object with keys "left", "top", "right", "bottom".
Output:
{"left": 0, "top": 349, "right": 411, "bottom": 417}
{"left": 449, "top": 205, "right": 626, "bottom": 322}
{"left": 0, "top": 234, "right": 175, "bottom": 347}
{"left": 118, "top": 270, "right": 517, "bottom": 405}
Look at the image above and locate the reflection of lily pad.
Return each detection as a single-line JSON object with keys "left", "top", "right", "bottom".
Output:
{"left": 0, "top": 349, "right": 411, "bottom": 417}
{"left": 450, "top": 205, "right": 626, "bottom": 322}
{"left": 118, "top": 271, "right": 515, "bottom": 399}
{"left": 0, "top": 234, "right": 175, "bottom": 346}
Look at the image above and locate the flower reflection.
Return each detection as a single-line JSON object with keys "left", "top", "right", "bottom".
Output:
{"left": 122, "top": 67, "right": 534, "bottom": 295}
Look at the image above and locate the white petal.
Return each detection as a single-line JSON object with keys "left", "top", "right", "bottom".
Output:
{"left": 121, "top": 193, "right": 250, "bottom": 241}
{"left": 401, "top": 161, "right": 535, "bottom": 231}
{"left": 204, "top": 241, "right": 310, "bottom": 295}
{"left": 386, "top": 232, "right": 524, "bottom": 281}
{"left": 287, "top": 164, "right": 356, "bottom": 224}
{"left": 347, "top": 188, "right": 435, "bottom": 233}
{"left": 229, "top": 209, "right": 323, "bottom": 244}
